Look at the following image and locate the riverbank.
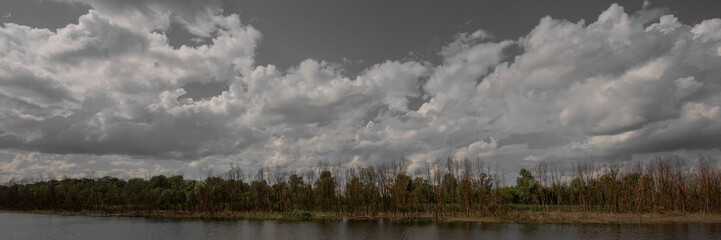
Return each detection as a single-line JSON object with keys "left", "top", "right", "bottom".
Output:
{"left": 450, "top": 211, "right": 721, "bottom": 224}
{"left": 3, "top": 209, "right": 720, "bottom": 224}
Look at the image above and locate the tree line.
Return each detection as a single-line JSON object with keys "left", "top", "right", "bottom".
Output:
{"left": 1, "top": 157, "right": 720, "bottom": 218}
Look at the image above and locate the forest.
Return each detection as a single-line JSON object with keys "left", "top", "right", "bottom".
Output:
{"left": 1, "top": 157, "right": 720, "bottom": 220}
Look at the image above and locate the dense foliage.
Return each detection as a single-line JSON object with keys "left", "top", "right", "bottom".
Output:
{"left": 2, "top": 158, "right": 720, "bottom": 217}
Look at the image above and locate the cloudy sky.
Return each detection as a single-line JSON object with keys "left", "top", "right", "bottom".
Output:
{"left": 1, "top": 0, "right": 721, "bottom": 182}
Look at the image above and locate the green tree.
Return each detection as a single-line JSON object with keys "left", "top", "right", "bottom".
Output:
{"left": 515, "top": 168, "right": 538, "bottom": 204}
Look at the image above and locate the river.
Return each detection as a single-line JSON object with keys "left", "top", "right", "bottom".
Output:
{"left": 1, "top": 212, "right": 720, "bottom": 239}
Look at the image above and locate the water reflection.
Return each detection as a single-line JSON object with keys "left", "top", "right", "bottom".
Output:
{"left": 1, "top": 212, "right": 719, "bottom": 240}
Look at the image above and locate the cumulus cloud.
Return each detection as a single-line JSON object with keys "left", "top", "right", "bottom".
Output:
{"left": 52, "top": 0, "right": 226, "bottom": 36}
{"left": 1, "top": 2, "right": 721, "bottom": 180}
{"left": 0, "top": 0, "right": 260, "bottom": 159}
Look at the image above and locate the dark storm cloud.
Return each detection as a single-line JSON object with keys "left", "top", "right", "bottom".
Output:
{"left": 0, "top": 94, "right": 265, "bottom": 159}
{"left": 0, "top": 70, "right": 77, "bottom": 105}
{"left": 497, "top": 132, "right": 568, "bottom": 150}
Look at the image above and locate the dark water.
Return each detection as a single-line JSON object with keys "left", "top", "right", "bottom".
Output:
{"left": 1, "top": 212, "right": 720, "bottom": 240}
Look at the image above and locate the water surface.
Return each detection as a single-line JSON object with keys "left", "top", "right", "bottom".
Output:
{"left": 1, "top": 212, "right": 720, "bottom": 240}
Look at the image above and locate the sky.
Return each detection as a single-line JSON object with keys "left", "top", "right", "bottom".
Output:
{"left": 1, "top": 0, "right": 721, "bottom": 182}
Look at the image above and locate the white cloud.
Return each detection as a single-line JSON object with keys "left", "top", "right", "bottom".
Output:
{"left": 0, "top": 0, "right": 260, "bottom": 160}
{"left": 1, "top": 3, "right": 721, "bottom": 181}
{"left": 691, "top": 18, "right": 721, "bottom": 40}
{"left": 52, "top": 0, "right": 226, "bottom": 37}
